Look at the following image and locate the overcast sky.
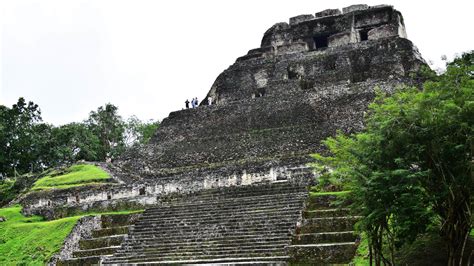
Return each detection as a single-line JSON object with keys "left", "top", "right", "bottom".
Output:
{"left": 1, "top": 0, "right": 473, "bottom": 125}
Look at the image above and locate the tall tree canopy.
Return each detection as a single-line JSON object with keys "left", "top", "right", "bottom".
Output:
{"left": 0, "top": 98, "right": 44, "bottom": 176}
{"left": 86, "top": 103, "right": 126, "bottom": 161}
{"left": 313, "top": 51, "right": 473, "bottom": 265}
{"left": 0, "top": 101, "right": 159, "bottom": 177}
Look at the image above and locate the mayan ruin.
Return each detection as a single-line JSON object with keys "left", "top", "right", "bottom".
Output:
{"left": 1, "top": 2, "right": 473, "bottom": 266}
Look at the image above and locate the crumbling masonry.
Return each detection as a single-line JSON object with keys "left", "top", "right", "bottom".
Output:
{"left": 21, "top": 4, "right": 427, "bottom": 265}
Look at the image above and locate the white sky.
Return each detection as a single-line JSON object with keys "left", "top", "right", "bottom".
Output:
{"left": 1, "top": 0, "right": 473, "bottom": 125}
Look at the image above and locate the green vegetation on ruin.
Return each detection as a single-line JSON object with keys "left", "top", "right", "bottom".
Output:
{"left": 0, "top": 205, "right": 78, "bottom": 265}
{"left": 31, "top": 164, "right": 110, "bottom": 191}
{"left": 313, "top": 52, "right": 473, "bottom": 265}
{"left": 309, "top": 190, "right": 351, "bottom": 197}
{"left": 352, "top": 234, "right": 369, "bottom": 265}
{"left": 0, "top": 205, "right": 142, "bottom": 265}
{"left": 0, "top": 180, "right": 16, "bottom": 206}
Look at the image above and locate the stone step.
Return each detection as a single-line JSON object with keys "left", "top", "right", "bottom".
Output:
{"left": 159, "top": 184, "right": 307, "bottom": 201}
{"left": 292, "top": 231, "right": 357, "bottom": 244}
{"left": 115, "top": 243, "right": 289, "bottom": 255}
{"left": 150, "top": 198, "right": 304, "bottom": 209}
{"left": 91, "top": 226, "right": 129, "bottom": 238}
{"left": 299, "top": 216, "right": 360, "bottom": 233}
{"left": 142, "top": 205, "right": 303, "bottom": 218}
{"left": 134, "top": 220, "right": 299, "bottom": 233}
{"left": 303, "top": 208, "right": 350, "bottom": 218}
{"left": 72, "top": 246, "right": 120, "bottom": 258}
{"left": 79, "top": 234, "right": 126, "bottom": 250}
{"left": 306, "top": 194, "right": 350, "bottom": 210}
{"left": 128, "top": 230, "right": 295, "bottom": 240}
{"left": 123, "top": 236, "right": 290, "bottom": 247}
{"left": 104, "top": 255, "right": 290, "bottom": 265}
{"left": 127, "top": 232, "right": 292, "bottom": 243}
{"left": 139, "top": 209, "right": 302, "bottom": 222}
{"left": 152, "top": 194, "right": 307, "bottom": 210}
{"left": 107, "top": 248, "right": 287, "bottom": 263}
{"left": 142, "top": 205, "right": 303, "bottom": 219}
{"left": 182, "top": 187, "right": 307, "bottom": 199}
{"left": 288, "top": 242, "right": 358, "bottom": 264}
{"left": 132, "top": 214, "right": 300, "bottom": 228}
{"left": 130, "top": 222, "right": 297, "bottom": 234}
{"left": 57, "top": 255, "right": 104, "bottom": 266}
{"left": 100, "top": 213, "right": 141, "bottom": 228}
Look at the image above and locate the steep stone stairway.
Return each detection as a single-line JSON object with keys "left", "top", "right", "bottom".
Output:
{"left": 289, "top": 192, "right": 360, "bottom": 264}
{"left": 104, "top": 181, "right": 308, "bottom": 264}
{"left": 57, "top": 213, "right": 140, "bottom": 265}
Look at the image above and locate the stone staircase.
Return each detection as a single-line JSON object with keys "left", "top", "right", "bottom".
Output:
{"left": 57, "top": 213, "right": 140, "bottom": 265}
{"left": 104, "top": 181, "right": 308, "bottom": 264}
{"left": 288, "top": 193, "right": 360, "bottom": 264}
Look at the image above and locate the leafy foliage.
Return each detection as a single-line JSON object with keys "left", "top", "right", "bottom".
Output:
{"left": 124, "top": 116, "right": 160, "bottom": 146}
{"left": 86, "top": 103, "right": 126, "bottom": 161}
{"left": 0, "top": 98, "right": 44, "bottom": 176}
{"left": 313, "top": 51, "right": 473, "bottom": 265}
{"left": 49, "top": 123, "right": 102, "bottom": 164}
{"left": 0, "top": 101, "right": 160, "bottom": 178}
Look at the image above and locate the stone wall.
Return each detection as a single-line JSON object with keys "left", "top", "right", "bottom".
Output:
{"left": 21, "top": 165, "right": 314, "bottom": 219}
{"left": 256, "top": 5, "right": 405, "bottom": 59}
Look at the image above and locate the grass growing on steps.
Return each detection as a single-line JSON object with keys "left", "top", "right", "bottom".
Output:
{"left": 0, "top": 205, "right": 79, "bottom": 265}
{"left": 309, "top": 190, "right": 351, "bottom": 197}
{"left": 0, "top": 205, "right": 142, "bottom": 265}
{"left": 32, "top": 164, "right": 110, "bottom": 191}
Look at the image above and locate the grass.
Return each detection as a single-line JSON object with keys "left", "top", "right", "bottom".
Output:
{"left": 0, "top": 205, "right": 142, "bottom": 265}
{"left": 352, "top": 233, "right": 370, "bottom": 266}
{"left": 0, "top": 205, "right": 79, "bottom": 265}
{"left": 309, "top": 190, "right": 351, "bottom": 197}
{"left": 31, "top": 164, "right": 110, "bottom": 191}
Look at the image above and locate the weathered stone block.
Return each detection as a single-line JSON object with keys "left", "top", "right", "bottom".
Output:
{"left": 368, "top": 24, "right": 399, "bottom": 40}
{"left": 354, "top": 7, "right": 391, "bottom": 28}
{"left": 293, "top": 231, "right": 357, "bottom": 244}
{"left": 328, "top": 32, "right": 352, "bottom": 47}
{"left": 342, "top": 4, "right": 369, "bottom": 13}
{"left": 289, "top": 14, "right": 314, "bottom": 25}
{"left": 100, "top": 213, "right": 141, "bottom": 228}
{"left": 315, "top": 8, "right": 341, "bottom": 18}
{"left": 275, "top": 41, "right": 308, "bottom": 55}
{"left": 288, "top": 243, "right": 358, "bottom": 264}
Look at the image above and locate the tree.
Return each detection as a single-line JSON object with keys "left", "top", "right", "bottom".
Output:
{"left": 49, "top": 123, "right": 101, "bottom": 164}
{"left": 313, "top": 51, "right": 473, "bottom": 265}
{"left": 86, "top": 103, "right": 125, "bottom": 161}
{"left": 0, "top": 98, "right": 44, "bottom": 176}
{"left": 124, "top": 116, "right": 160, "bottom": 147}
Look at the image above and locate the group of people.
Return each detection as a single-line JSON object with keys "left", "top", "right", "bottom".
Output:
{"left": 185, "top": 96, "right": 213, "bottom": 109}
{"left": 185, "top": 98, "right": 198, "bottom": 109}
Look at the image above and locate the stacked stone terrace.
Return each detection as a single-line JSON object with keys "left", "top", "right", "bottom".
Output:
{"left": 113, "top": 4, "right": 425, "bottom": 185}
{"left": 21, "top": 4, "right": 429, "bottom": 265}
{"left": 23, "top": 4, "right": 426, "bottom": 228}
{"left": 104, "top": 182, "right": 308, "bottom": 264}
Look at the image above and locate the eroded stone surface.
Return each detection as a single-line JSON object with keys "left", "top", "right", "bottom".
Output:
{"left": 49, "top": 216, "right": 101, "bottom": 265}
{"left": 21, "top": 4, "right": 426, "bottom": 220}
